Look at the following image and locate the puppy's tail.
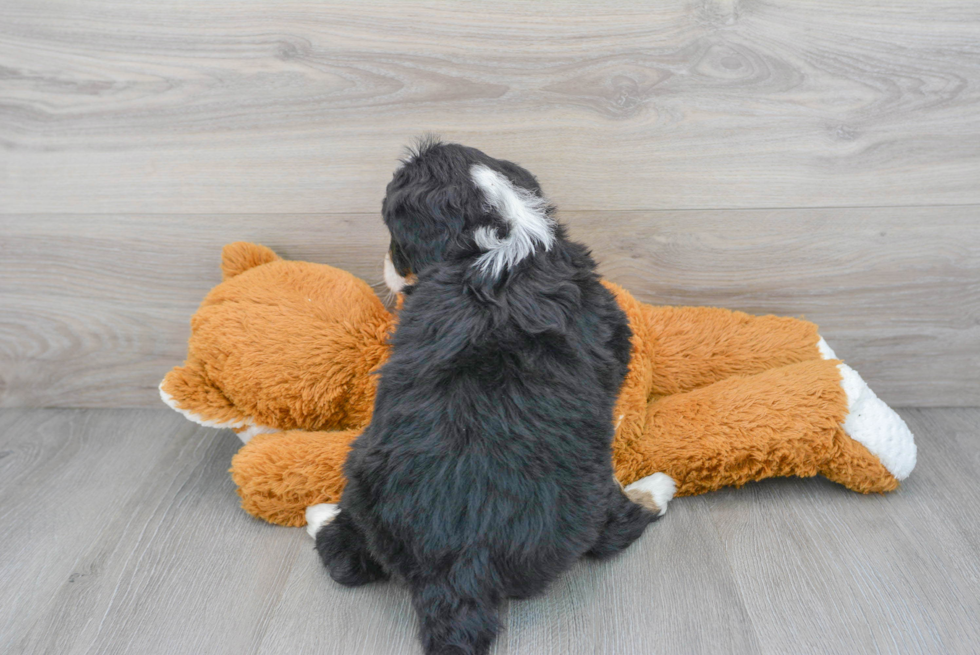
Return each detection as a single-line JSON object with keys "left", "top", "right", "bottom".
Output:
{"left": 470, "top": 164, "right": 555, "bottom": 279}
{"left": 410, "top": 566, "right": 500, "bottom": 655}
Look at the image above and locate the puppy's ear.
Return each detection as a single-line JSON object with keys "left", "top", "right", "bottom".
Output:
{"left": 470, "top": 165, "right": 555, "bottom": 279}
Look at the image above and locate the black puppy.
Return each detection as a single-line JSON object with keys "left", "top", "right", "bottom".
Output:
{"left": 315, "top": 140, "right": 665, "bottom": 655}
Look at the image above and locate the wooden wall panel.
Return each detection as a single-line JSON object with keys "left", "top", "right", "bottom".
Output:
{"left": 2, "top": 209, "right": 976, "bottom": 408}
{"left": 2, "top": 0, "right": 979, "bottom": 213}
{"left": 0, "top": 215, "right": 391, "bottom": 407}
{"left": 2, "top": 1, "right": 976, "bottom": 407}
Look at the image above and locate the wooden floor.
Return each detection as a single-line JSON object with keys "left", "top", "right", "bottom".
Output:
{"left": 2, "top": 407, "right": 978, "bottom": 655}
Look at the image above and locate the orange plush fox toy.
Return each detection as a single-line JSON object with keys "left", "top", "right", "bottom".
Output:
{"left": 161, "top": 242, "right": 916, "bottom": 528}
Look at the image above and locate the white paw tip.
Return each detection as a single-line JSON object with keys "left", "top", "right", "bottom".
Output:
{"left": 305, "top": 503, "right": 340, "bottom": 539}
{"left": 626, "top": 472, "right": 677, "bottom": 517}
{"left": 159, "top": 380, "right": 266, "bottom": 443}
{"left": 837, "top": 363, "right": 917, "bottom": 481}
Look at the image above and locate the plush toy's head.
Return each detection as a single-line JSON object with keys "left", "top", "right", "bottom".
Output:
{"left": 159, "top": 242, "right": 394, "bottom": 441}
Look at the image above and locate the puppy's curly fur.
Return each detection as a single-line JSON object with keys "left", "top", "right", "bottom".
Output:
{"left": 316, "top": 140, "right": 659, "bottom": 655}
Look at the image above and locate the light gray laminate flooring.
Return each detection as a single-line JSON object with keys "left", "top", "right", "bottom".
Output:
{"left": 1, "top": 407, "right": 977, "bottom": 655}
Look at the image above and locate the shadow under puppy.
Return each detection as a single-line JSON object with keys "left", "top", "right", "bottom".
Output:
{"left": 313, "top": 139, "right": 668, "bottom": 655}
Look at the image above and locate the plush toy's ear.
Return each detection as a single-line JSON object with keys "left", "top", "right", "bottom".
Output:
{"left": 221, "top": 242, "right": 279, "bottom": 280}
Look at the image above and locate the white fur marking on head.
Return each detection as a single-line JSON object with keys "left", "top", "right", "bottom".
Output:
{"left": 383, "top": 251, "right": 407, "bottom": 294}
{"left": 470, "top": 164, "right": 554, "bottom": 277}
{"left": 306, "top": 503, "right": 341, "bottom": 539}
{"left": 837, "top": 363, "right": 917, "bottom": 480}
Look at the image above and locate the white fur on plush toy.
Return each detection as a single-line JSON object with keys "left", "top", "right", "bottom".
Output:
{"left": 837, "top": 364, "right": 916, "bottom": 480}
{"left": 159, "top": 383, "right": 276, "bottom": 443}
{"left": 817, "top": 337, "right": 916, "bottom": 480}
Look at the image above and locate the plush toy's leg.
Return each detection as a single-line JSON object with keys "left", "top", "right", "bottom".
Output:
{"left": 640, "top": 304, "right": 824, "bottom": 396}
{"left": 229, "top": 429, "right": 360, "bottom": 527}
{"left": 604, "top": 281, "right": 827, "bottom": 399}
{"left": 827, "top": 362, "right": 916, "bottom": 483}
{"left": 812, "top": 338, "right": 916, "bottom": 483}
{"left": 610, "top": 296, "right": 832, "bottom": 489}
{"left": 614, "top": 359, "right": 908, "bottom": 495}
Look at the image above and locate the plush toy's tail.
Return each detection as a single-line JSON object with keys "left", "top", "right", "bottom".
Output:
{"left": 605, "top": 288, "right": 916, "bottom": 496}
{"left": 221, "top": 242, "right": 279, "bottom": 280}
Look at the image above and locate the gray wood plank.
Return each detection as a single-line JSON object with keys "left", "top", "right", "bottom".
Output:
{"left": 492, "top": 500, "right": 761, "bottom": 655}
{"left": 2, "top": 208, "right": 976, "bottom": 408}
{"left": 2, "top": 408, "right": 979, "bottom": 654}
{"left": 899, "top": 408, "right": 980, "bottom": 555}
{"left": 2, "top": 1, "right": 979, "bottom": 214}
{"left": 0, "top": 409, "right": 301, "bottom": 655}
{"left": 255, "top": 499, "right": 761, "bottom": 655}
{"left": 707, "top": 408, "right": 980, "bottom": 654}
{"left": 0, "top": 409, "right": 189, "bottom": 652}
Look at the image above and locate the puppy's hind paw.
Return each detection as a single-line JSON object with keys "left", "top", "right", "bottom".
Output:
{"left": 305, "top": 503, "right": 340, "bottom": 539}
{"left": 626, "top": 472, "right": 676, "bottom": 517}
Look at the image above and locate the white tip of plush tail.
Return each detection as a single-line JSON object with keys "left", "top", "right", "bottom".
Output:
{"left": 470, "top": 164, "right": 554, "bottom": 278}
{"left": 816, "top": 337, "right": 917, "bottom": 481}
{"left": 837, "top": 363, "right": 917, "bottom": 480}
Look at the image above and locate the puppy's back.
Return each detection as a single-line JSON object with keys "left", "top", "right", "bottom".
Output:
{"left": 344, "top": 239, "right": 632, "bottom": 651}
{"left": 327, "top": 141, "right": 645, "bottom": 655}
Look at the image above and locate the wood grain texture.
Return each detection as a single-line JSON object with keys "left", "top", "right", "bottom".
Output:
{"left": 1, "top": 408, "right": 978, "bottom": 654}
{"left": 0, "top": 409, "right": 300, "bottom": 655}
{"left": 2, "top": 0, "right": 980, "bottom": 213}
{"left": 2, "top": 208, "right": 976, "bottom": 408}
{"left": 257, "top": 496, "right": 761, "bottom": 655}
{"left": 707, "top": 408, "right": 980, "bottom": 654}
{"left": 0, "top": 214, "right": 391, "bottom": 408}
{"left": 0, "top": 409, "right": 184, "bottom": 651}
{"left": 571, "top": 207, "right": 980, "bottom": 408}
